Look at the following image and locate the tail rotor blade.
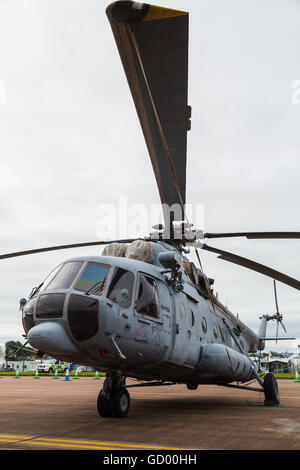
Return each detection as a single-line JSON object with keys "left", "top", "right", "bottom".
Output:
{"left": 275, "top": 321, "right": 279, "bottom": 344}
{"left": 280, "top": 319, "right": 287, "bottom": 334}
{"left": 273, "top": 280, "right": 280, "bottom": 314}
{"left": 273, "top": 280, "right": 287, "bottom": 334}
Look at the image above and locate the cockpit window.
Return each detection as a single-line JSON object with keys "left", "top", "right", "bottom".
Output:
{"left": 36, "top": 293, "right": 66, "bottom": 319}
{"left": 22, "top": 297, "right": 38, "bottom": 333}
{"left": 42, "top": 261, "right": 84, "bottom": 291}
{"left": 107, "top": 268, "right": 134, "bottom": 308}
{"left": 30, "top": 264, "right": 61, "bottom": 297}
{"left": 136, "top": 274, "right": 159, "bottom": 319}
{"left": 74, "top": 262, "right": 111, "bottom": 295}
{"left": 68, "top": 294, "right": 99, "bottom": 341}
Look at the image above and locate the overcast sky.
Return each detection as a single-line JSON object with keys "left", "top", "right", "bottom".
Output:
{"left": 0, "top": 0, "right": 299, "bottom": 353}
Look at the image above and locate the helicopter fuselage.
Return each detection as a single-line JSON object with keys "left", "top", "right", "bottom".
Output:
{"left": 23, "top": 241, "right": 262, "bottom": 386}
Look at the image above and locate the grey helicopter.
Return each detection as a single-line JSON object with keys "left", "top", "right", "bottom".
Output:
{"left": 3, "top": 1, "right": 300, "bottom": 419}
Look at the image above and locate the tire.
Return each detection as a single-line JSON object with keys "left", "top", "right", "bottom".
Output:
{"left": 264, "top": 373, "right": 280, "bottom": 406}
{"left": 97, "top": 393, "right": 113, "bottom": 418}
{"left": 111, "top": 388, "right": 130, "bottom": 418}
{"left": 186, "top": 383, "right": 198, "bottom": 390}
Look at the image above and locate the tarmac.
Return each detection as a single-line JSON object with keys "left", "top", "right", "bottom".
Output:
{"left": 0, "top": 375, "right": 299, "bottom": 450}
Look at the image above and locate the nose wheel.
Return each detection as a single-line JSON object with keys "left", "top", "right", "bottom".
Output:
{"left": 97, "top": 375, "right": 130, "bottom": 418}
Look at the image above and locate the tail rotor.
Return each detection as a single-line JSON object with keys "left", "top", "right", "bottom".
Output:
{"left": 273, "top": 280, "right": 287, "bottom": 344}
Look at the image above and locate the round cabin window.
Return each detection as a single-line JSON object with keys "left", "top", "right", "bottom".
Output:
{"left": 201, "top": 317, "right": 207, "bottom": 333}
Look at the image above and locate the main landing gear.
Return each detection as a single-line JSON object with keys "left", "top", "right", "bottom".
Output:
{"left": 97, "top": 375, "right": 130, "bottom": 418}
{"left": 263, "top": 372, "right": 280, "bottom": 406}
{"left": 97, "top": 378, "right": 176, "bottom": 418}
{"left": 220, "top": 372, "right": 281, "bottom": 407}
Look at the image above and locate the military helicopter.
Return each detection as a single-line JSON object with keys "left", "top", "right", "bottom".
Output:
{"left": 3, "top": 1, "right": 300, "bottom": 419}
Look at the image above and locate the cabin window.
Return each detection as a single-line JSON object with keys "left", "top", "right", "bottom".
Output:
{"left": 74, "top": 262, "right": 111, "bottom": 294}
{"left": 136, "top": 274, "right": 159, "bottom": 319}
{"left": 213, "top": 325, "right": 218, "bottom": 339}
{"left": 44, "top": 261, "right": 84, "bottom": 291}
{"left": 107, "top": 268, "right": 134, "bottom": 308}
{"left": 220, "top": 328, "right": 225, "bottom": 343}
{"left": 201, "top": 317, "right": 207, "bottom": 333}
{"left": 189, "top": 309, "right": 195, "bottom": 327}
{"left": 178, "top": 303, "right": 186, "bottom": 321}
{"left": 68, "top": 294, "right": 99, "bottom": 341}
{"left": 36, "top": 293, "right": 65, "bottom": 319}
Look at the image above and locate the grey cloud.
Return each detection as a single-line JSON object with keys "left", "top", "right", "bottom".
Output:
{"left": 0, "top": 0, "right": 299, "bottom": 350}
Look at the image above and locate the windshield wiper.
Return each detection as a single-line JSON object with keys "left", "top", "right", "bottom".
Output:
{"left": 29, "top": 282, "right": 44, "bottom": 299}
{"left": 84, "top": 279, "right": 106, "bottom": 296}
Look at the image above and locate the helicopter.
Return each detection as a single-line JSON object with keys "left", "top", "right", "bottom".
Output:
{"left": 2, "top": 1, "right": 300, "bottom": 419}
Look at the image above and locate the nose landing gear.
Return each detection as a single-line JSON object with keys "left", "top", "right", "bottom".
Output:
{"left": 97, "top": 375, "right": 130, "bottom": 418}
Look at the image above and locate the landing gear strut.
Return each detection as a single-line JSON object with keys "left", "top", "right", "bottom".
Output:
{"left": 97, "top": 375, "right": 130, "bottom": 418}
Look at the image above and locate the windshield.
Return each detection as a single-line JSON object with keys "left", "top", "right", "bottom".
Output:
{"left": 44, "top": 261, "right": 84, "bottom": 290}
{"left": 30, "top": 265, "right": 61, "bottom": 297}
{"left": 74, "top": 262, "right": 111, "bottom": 295}
{"left": 32, "top": 261, "right": 84, "bottom": 296}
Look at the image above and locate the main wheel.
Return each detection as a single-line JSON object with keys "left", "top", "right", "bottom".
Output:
{"left": 111, "top": 388, "right": 130, "bottom": 418}
{"left": 97, "top": 393, "right": 113, "bottom": 417}
{"left": 264, "top": 373, "right": 280, "bottom": 406}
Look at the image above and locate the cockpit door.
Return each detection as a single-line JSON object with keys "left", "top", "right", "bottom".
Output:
{"left": 132, "top": 274, "right": 171, "bottom": 363}
{"left": 168, "top": 292, "right": 190, "bottom": 366}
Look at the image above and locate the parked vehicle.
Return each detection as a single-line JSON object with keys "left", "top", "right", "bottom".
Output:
{"left": 37, "top": 359, "right": 74, "bottom": 373}
{"left": 75, "top": 366, "right": 94, "bottom": 373}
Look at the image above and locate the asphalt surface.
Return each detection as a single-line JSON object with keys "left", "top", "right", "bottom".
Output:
{"left": 0, "top": 376, "right": 299, "bottom": 450}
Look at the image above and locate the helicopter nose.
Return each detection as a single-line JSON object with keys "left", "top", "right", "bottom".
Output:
{"left": 28, "top": 321, "right": 80, "bottom": 355}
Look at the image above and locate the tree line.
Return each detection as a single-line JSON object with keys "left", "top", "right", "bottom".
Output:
{"left": 0, "top": 341, "right": 37, "bottom": 362}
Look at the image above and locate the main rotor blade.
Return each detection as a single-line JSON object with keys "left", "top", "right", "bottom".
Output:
{"left": 0, "top": 239, "right": 137, "bottom": 260}
{"left": 201, "top": 243, "right": 300, "bottom": 291}
{"left": 204, "top": 231, "right": 300, "bottom": 240}
{"left": 106, "top": 1, "right": 190, "bottom": 224}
